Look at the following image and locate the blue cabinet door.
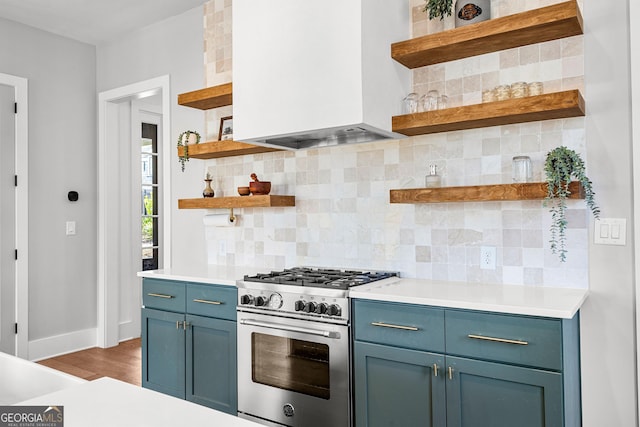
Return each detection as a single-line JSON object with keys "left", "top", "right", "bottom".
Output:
{"left": 446, "top": 355, "right": 563, "bottom": 427}
{"left": 354, "top": 341, "right": 446, "bottom": 427}
{"left": 141, "top": 308, "right": 186, "bottom": 398}
{"left": 185, "top": 314, "right": 237, "bottom": 414}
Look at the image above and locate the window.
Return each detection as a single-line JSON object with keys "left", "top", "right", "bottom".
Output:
{"left": 141, "top": 123, "right": 159, "bottom": 270}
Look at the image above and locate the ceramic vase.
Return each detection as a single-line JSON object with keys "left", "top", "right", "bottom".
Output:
{"left": 203, "top": 179, "right": 215, "bottom": 198}
{"left": 455, "top": 0, "right": 491, "bottom": 27}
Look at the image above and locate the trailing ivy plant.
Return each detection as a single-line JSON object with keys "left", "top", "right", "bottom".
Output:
{"left": 422, "top": 0, "right": 453, "bottom": 20}
{"left": 544, "top": 146, "right": 600, "bottom": 262}
{"left": 177, "top": 130, "right": 201, "bottom": 172}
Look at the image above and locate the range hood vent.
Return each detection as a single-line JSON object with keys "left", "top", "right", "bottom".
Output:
{"left": 232, "top": 0, "right": 410, "bottom": 150}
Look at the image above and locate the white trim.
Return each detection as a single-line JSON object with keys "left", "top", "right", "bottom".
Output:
{"left": 97, "top": 75, "right": 171, "bottom": 348}
{"left": 28, "top": 328, "right": 97, "bottom": 362}
{"left": 631, "top": 0, "right": 640, "bottom": 419}
{"left": 0, "top": 73, "right": 28, "bottom": 359}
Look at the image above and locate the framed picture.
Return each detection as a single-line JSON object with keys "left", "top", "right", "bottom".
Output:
{"left": 218, "top": 116, "right": 233, "bottom": 141}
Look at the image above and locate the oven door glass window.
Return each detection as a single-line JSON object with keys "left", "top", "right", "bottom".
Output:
{"left": 251, "top": 332, "right": 330, "bottom": 399}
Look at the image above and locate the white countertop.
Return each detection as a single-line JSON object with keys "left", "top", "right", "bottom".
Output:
{"left": 349, "top": 278, "right": 588, "bottom": 319}
{"left": 139, "top": 265, "right": 588, "bottom": 319}
{"left": 0, "top": 352, "right": 86, "bottom": 405}
{"left": 137, "top": 265, "right": 266, "bottom": 286}
{"left": 17, "top": 377, "right": 262, "bottom": 427}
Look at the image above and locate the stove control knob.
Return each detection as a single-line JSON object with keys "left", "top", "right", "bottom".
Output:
{"left": 327, "top": 304, "right": 342, "bottom": 316}
{"left": 255, "top": 296, "right": 266, "bottom": 307}
{"left": 240, "top": 294, "right": 254, "bottom": 305}
{"left": 303, "top": 301, "right": 317, "bottom": 313}
{"left": 315, "top": 303, "right": 328, "bottom": 315}
{"left": 294, "top": 300, "right": 306, "bottom": 311}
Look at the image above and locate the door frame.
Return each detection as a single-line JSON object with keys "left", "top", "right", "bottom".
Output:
{"left": 97, "top": 75, "right": 171, "bottom": 348}
{"left": 0, "top": 72, "right": 28, "bottom": 358}
{"left": 631, "top": 0, "right": 640, "bottom": 421}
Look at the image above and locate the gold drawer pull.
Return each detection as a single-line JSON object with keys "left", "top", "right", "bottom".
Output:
{"left": 371, "top": 322, "right": 419, "bottom": 331}
{"left": 467, "top": 334, "right": 528, "bottom": 346}
{"left": 193, "top": 299, "right": 222, "bottom": 305}
{"left": 148, "top": 293, "right": 174, "bottom": 299}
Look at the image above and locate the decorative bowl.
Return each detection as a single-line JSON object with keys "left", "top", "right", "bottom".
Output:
{"left": 237, "top": 186, "right": 250, "bottom": 196}
{"left": 249, "top": 181, "right": 271, "bottom": 195}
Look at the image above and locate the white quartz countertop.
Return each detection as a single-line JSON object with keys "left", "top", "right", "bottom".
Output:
{"left": 137, "top": 265, "right": 267, "bottom": 286}
{"left": 138, "top": 265, "right": 588, "bottom": 319}
{"left": 17, "top": 377, "right": 262, "bottom": 427}
{"left": 349, "top": 278, "right": 588, "bottom": 319}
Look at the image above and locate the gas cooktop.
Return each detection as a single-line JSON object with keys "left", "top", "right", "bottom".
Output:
{"left": 243, "top": 267, "right": 398, "bottom": 290}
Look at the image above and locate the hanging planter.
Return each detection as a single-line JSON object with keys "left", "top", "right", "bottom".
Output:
{"left": 544, "top": 146, "right": 600, "bottom": 262}
{"left": 177, "top": 130, "right": 201, "bottom": 172}
{"left": 422, "top": 0, "right": 454, "bottom": 20}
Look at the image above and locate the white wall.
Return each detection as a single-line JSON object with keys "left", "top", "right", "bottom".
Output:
{"left": 0, "top": 18, "right": 97, "bottom": 347}
{"left": 96, "top": 6, "right": 207, "bottom": 272}
{"left": 582, "top": 0, "right": 637, "bottom": 424}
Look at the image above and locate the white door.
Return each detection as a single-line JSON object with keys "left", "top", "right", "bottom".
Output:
{"left": 0, "top": 84, "right": 16, "bottom": 355}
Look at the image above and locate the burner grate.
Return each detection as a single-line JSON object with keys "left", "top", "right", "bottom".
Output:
{"left": 243, "top": 267, "right": 397, "bottom": 289}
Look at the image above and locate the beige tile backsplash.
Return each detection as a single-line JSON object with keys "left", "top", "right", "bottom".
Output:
{"left": 199, "top": 0, "right": 588, "bottom": 288}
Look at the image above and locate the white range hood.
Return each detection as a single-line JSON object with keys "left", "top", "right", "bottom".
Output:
{"left": 232, "top": 0, "right": 410, "bottom": 150}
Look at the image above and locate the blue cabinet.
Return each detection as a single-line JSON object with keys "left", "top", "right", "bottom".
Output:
{"left": 353, "top": 300, "right": 581, "bottom": 427}
{"left": 141, "top": 278, "right": 237, "bottom": 414}
{"left": 354, "top": 341, "right": 446, "bottom": 427}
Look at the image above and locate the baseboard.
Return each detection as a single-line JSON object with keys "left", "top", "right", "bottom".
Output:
{"left": 28, "top": 328, "right": 98, "bottom": 362}
{"left": 118, "top": 320, "right": 140, "bottom": 342}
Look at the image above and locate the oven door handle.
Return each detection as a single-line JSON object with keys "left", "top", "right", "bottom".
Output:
{"left": 239, "top": 318, "right": 341, "bottom": 339}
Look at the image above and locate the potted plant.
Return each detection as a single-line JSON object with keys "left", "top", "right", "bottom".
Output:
{"left": 422, "top": 0, "right": 453, "bottom": 20}
{"left": 177, "top": 130, "right": 201, "bottom": 172}
{"left": 544, "top": 146, "right": 600, "bottom": 262}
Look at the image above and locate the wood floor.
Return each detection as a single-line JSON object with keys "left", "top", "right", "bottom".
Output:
{"left": 37, "top": 338, "right": 141, "bottom": 386}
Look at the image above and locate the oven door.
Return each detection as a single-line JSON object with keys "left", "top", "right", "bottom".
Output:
{"left": 237, "top": 310, "right": 350, "bottom": 427}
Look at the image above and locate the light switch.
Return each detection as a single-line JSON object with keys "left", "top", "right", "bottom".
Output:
{"left": 599, "top": 224, "right": 609, "bottom": 238}
{"left": 66, "top": 221, "right": 76, "bottom": 236}
{"left": 594, "top": 218, "right": 626, "bottom": 246}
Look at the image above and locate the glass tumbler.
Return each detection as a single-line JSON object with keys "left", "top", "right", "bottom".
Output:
{"left": 424, "top": 90, "right": 439, "bottom": 111}
{"left": 403, "top": 93, "right": 419, "bottom": 114}
{"left": 512, "top": 156, "right": 533, "bottom": 182}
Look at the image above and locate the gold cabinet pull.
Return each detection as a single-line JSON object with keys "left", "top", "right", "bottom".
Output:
{"left": 193, "top": 298, "right": 222, "bottom": 305}
{"left": 467, "top": 334, "right": 529, "bottom": 346}
{"left": 176, "top": 321, "right": 181, "bottom": 330}
{"left": 148, "top": 293, "right": 174, "bottom": 299}
{"left": 183, "top": 321, "right": 190, "bottom": 330}
{"left": 371, "top": 322, "right": 419, "bottom": 331}
{"left": 448, "top": 366, "right": 453, "bottom": 380}
{"left": 433, "top": 363, "right": 438, "bottom": 377}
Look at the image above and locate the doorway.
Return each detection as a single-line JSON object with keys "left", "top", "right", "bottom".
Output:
{"left": 0, "top": 84, "right": 15, "bottom": 355}
{"left": 97, "top": 76, "right": 171, "bottom": 348}
{"left": 0, "top": 73, "right": 28, "bottom": 358}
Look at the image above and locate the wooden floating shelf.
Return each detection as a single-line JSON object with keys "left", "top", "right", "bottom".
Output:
{"left": 390, "top": 182, "right": 584, "bottom": 204}
{"left": 178, "top": 195, "right": 295, "bottom": 210}
{"left": 177, "top": 140, "right": 280, "bottom": 159}
{"left": 392, "top": 90, "right": 584, "bottom": 136}
{"left": 177, "top": 83, "right": 233, "bottom": 110}
{"left": 391, "top": 0, "right": 583, "bottom": 69}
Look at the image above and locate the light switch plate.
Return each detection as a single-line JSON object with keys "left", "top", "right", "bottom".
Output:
{"left": 66, "top": 221, "right": 76, "bottom": 236}
{"left": 594, "top": 218, "right": 626, "bottom": 246}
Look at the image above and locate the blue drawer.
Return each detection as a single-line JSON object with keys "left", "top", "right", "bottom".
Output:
{"left": 186, "top": 283, "right": 237, "bottom": 321}
{"left": 142, "top": 279, "right": 186, "bottom": 313}
{"left": 445, "top": 310, "right": 562, "bottom": 370}
{"left": 353, "top": 300, "right": 445, "bottom": 353}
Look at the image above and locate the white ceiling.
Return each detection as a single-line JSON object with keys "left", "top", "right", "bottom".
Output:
{"left": 0, "top": 0, "right": 207, "bottom": 45}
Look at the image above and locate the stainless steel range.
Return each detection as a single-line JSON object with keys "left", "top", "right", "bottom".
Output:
{"left": 236, "top": 267, "right": 398, "bottom": 427}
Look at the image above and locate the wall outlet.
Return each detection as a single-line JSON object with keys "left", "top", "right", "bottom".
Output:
{"left": 480, "top": 246, "right": 496, "bottom": 270}
{"left": 218, "top": 240, "right": 226, "bottom": 256}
